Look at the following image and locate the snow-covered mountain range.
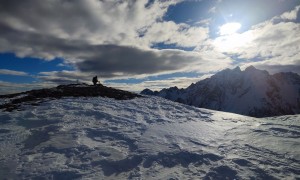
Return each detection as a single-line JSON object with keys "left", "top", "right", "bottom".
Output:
{"left": 141, "top": 66, "right": 300, "bottom": 117}
{"left": 0, "top": 95, "right": 299, "bottom": 179}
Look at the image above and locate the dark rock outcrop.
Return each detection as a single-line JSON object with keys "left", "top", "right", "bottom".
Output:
{"left": 0, "top": 84, "right": 142, "bottom": 112}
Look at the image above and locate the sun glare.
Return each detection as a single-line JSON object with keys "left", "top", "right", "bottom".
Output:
{"left": 219, "top": 22, "right": 241, "bottom": 35}
{"left": 214, "top": 22, "right": 253, "bottom": 52}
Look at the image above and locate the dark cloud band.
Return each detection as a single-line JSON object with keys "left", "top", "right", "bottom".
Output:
{"left": 76, "top": 45, "right": 200, "bottom": 77}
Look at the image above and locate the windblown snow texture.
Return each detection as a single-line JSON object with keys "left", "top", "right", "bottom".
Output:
{"left": 0, "top": 96, "right": 299, "bottom": 179}
{"left": 141, "top": 66, "right": 300, "bottom": 117}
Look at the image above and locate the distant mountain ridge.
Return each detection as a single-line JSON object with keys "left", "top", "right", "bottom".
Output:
{"left": 141, "top": 66, "right": 300, "bottom": 117}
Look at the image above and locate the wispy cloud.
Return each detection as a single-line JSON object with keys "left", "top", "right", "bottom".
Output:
{"left": 0, "top": 80, "right": 53, "bottom": 95}
{"left": 141, "top": 21, "right": 208, "bottom": 47}
{"left": 279, "top": 5, "right": 300, "bottom": 20}
{"left": 0, "top": 69, "right": 29, "bottom": 76}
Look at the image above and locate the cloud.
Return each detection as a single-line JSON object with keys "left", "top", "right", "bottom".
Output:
{"left": 0, "top": 69, "right": 29, "bottom": 76}
{"left": 195, "top": 18, "right": 211, "bottom": 26}
{"left": 0, "top": 0, "right": 298, "bottom": 94}
{"left": 0, "top": 0, "right": 173, "bottom": 45}
{"left": 38, "top": 71, "right": 89, "bottom": 85}
{"left": 0, "top": 0, "right": 203, "bottom": 55}
{"left": 32, "top": 43, "right": 231, "bottom": 84}
{"left": 0, "top": 19, "right": 219, "bottom": 79}
{"left": 76, "top": 45, "right": 227, "bottom": 77}
{"left": 208, "top": 6, "right": 216, "bottom": 14}
{"left": 0, "top": 0, "right": 216, "bottom": 79}
{"left": 279, "top": 5, "right": 300, "bottom": 20}
{"left": 214, "top": 22, "right": 300, "bottom": 59}
{"left": 0, "top": 80, "right": 53, "bottom": 95}
{"left": 141, "top": 21, "right": 209, "bottom": 47}
{"left": 211, "top": 5, "right": 300, "bottom": 74}
{"left": 237, "top": 21, "right": 299, "bottom": 63}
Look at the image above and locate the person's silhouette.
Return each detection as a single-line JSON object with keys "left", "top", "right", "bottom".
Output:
{"left": 92, "top": 76, "right": 99, "bottom": 85}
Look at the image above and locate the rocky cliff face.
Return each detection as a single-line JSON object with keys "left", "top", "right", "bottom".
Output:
{"left": 141, "top": 66, "right": 300, "bottom": 117}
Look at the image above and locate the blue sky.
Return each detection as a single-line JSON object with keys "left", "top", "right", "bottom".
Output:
{"left": 0, "top": 0, "right": 299, "bottom": 94}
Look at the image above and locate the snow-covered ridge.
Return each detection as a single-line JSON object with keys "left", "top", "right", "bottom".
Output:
{"left": 0, "top": 96, "right": 299, "bottom": 179}
{"left": 141, "top": 66, "right": 300, "bottom": 117}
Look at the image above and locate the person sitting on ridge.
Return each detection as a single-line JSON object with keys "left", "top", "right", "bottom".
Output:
{"left": 92, "top": 76, "right": 99, "bottom": 85}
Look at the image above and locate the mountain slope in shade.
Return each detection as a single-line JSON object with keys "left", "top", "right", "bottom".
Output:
{"left": 141, "top": 66, "right": 300, "bottom": 117}
{"left": 0, "top": 96, "right": 299, "bottom": 179}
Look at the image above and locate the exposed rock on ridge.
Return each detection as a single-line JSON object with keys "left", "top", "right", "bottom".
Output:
{"left": 0, "top": 84, "right": 142, "bottom": 112}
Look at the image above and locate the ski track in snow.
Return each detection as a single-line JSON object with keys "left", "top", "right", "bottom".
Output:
{"left": 0, "top": 96, "right": 299, "bottom": 179}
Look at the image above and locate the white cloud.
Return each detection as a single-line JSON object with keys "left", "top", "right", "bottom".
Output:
{"left": 141, "top": 21, "right": 209, "bottom": 47}
{"left": 222, "top": 21, "right": 300, "bottom": 60}
{"left": 0, "top": 0, "right": 195, "bottom": 51}
{"left": 0, "top": 69, "right": 29, "bottom": 76}
{"left": 210, "top": 5, "right": 300, "bottom": 74}
{"left": 279, "top": 5, "right": 300, "bottom": 20}
{"left": 195, "top": 18, "right": 211, "bottom": 26}
{"left": 208, "top": 6, "right": 216, "bottom": 14}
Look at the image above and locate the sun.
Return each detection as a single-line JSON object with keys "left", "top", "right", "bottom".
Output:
{"left": 219, "top": 22, "right": 241, "bottom": 35}
{"left": 214, "top": 22, "right": 254, "bottom": 52}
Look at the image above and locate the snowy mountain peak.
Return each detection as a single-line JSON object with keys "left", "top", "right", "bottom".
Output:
{"left": 141, "top": 66, "right": 300, "bottom": 117}
{"left": 244, "top": 65, "right": 269, "bottom": 76}
{"left": 213, "top": 66, "right": 243, "bottom": 80}
{"left": 140, "top": 88, "right": 154, "bottom": 95}
{"left": 245, "top": 65, "right": 257, "bottom": 72}
{"left": 233, "top": 66, "right": 242, "bottom": 72}
{"left": 215, "top": 65, "right": 267, "bottom": 78}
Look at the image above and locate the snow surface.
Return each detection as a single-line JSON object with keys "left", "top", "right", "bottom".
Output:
{"left": 0, "top": 96, "right": 299, "bottom": 179}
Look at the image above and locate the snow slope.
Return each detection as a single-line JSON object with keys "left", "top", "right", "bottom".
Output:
{"left": 0, "top": 96, "right": 299, "bottom": 179}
